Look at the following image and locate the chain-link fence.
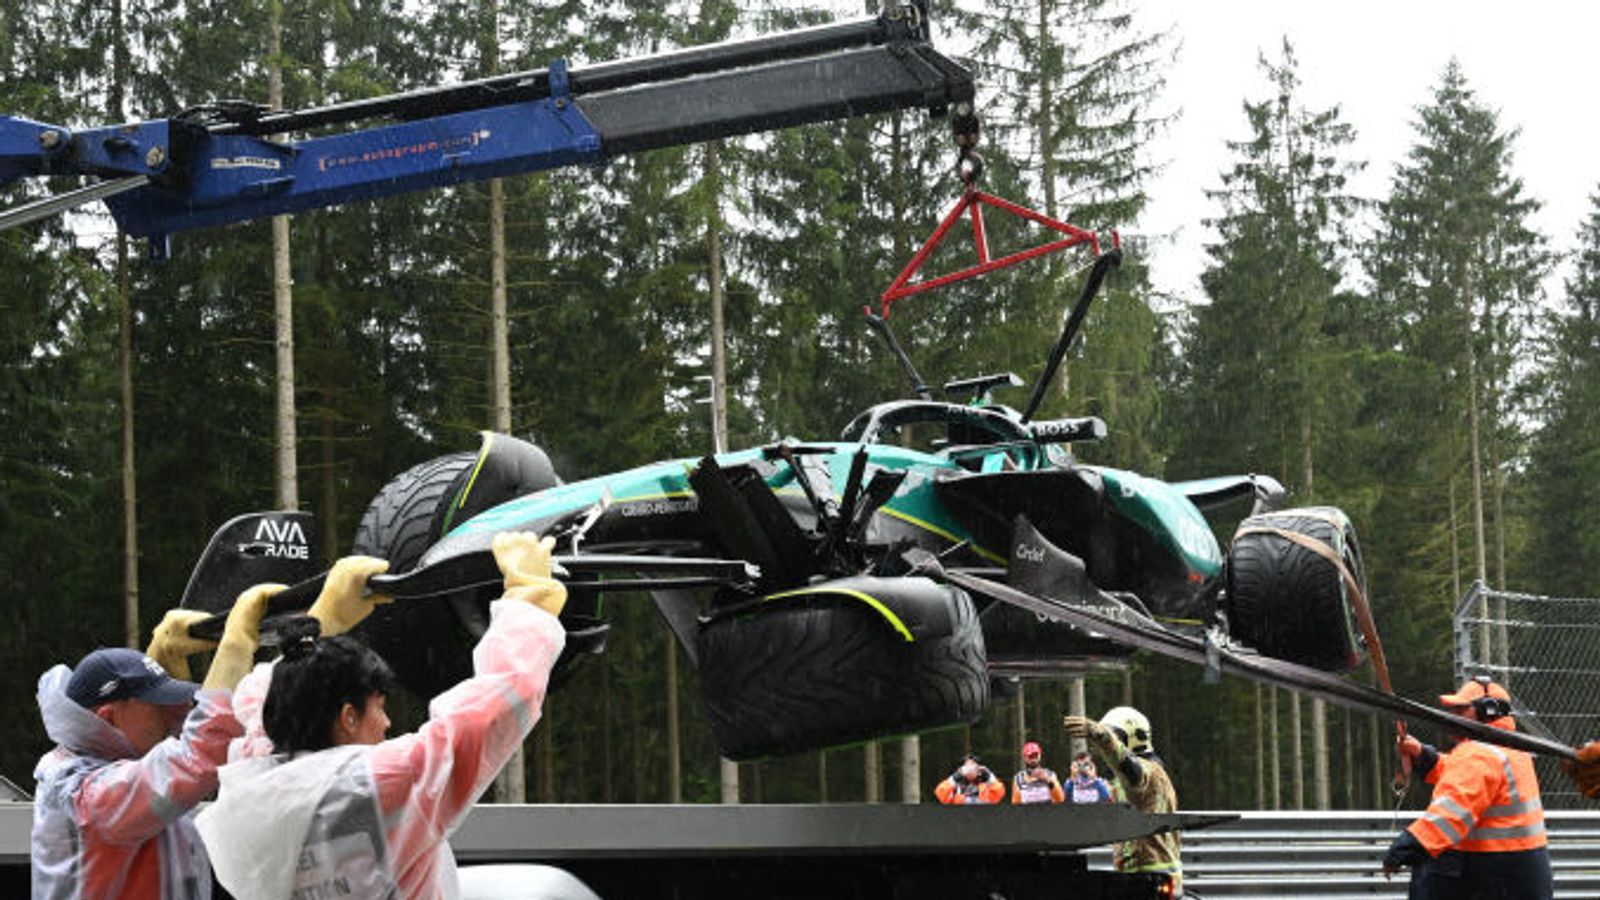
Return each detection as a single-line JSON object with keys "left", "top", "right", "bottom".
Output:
{"left": 1454, "top": 581, "right": 1600, "bottom": 809}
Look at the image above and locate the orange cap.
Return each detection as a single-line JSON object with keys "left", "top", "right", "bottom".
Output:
{"left": 1439, "top": 677, "right": 1509, "bottom": 708}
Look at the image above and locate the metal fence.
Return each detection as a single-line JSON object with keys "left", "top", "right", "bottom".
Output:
{"left": 1079, "top": 810, "right": 1600, "bottom": 899}
{"left": 1454, "top": 581, "right": 1600, "bottom": 809}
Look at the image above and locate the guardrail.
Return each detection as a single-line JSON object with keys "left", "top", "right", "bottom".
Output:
{"left": 1078, "top": 810, "right": 1600, "bottom": 899}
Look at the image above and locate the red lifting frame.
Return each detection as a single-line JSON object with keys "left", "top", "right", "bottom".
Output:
{"left": 876, "top": 187, "right": 1104, "bottom": 318}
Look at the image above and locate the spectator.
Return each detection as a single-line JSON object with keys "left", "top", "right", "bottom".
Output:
{"left": 935, "top": 754, "right": 1005, "bottom": 804}
{"left": 1066, "top": 751, "right": 1113, "bottom": 804}
{"left": 1011, "top": 740, "right": 1065, "bottom": 804}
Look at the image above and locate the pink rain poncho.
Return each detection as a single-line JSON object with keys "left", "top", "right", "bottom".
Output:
{"left": 197, "top": 599, "right": 566, "bottom": 900}
{"left": 31, "top": 670, "right": 239, "bottom": 900}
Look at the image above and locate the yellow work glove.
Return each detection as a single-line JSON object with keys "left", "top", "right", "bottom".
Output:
{"left": 492, "top": 532, "right": 567, "bottom": 617}
{"left": 1063, "top": 714, "right": 1125, "bottom": 762}
{"left": 1562, "top": 740, "right": 1600, "bottom": 799}
{"left": 306, "top": 556, "right": 393, "bottom": 637}
{"left": 203, "top": 583, "right": 279, "bottom": 691}
{"left": 146, "top": 609, "right": 219, "bottom": 681}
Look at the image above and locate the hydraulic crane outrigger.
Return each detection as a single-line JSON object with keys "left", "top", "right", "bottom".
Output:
{"left": 0, "top": 2, "right": 975, "bottom": 257}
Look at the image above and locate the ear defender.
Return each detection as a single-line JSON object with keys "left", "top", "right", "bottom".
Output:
{"left": 1470, "top": 675, "right": 1511, "bottom": 721}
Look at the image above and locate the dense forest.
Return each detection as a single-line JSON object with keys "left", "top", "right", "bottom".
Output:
{"left": 3, "top": 0, "right": 1597, "bottom": 813}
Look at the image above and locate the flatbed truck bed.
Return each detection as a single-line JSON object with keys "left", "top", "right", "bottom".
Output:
{"left": 1, "top": 799, "right": 1229, "bottom": 898}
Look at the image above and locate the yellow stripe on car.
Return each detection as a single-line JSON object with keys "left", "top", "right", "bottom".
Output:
{"left": 762, "top": 586, "right": 915, "bottom": 642}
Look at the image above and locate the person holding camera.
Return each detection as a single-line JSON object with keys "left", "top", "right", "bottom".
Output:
{"left": 935, "top": 754, "right": 1005, "bottom": 804}
{"left": 1011, "top": 741, "right": 1065, "bottom": 804}
{"left": 1066, "top": 750, "right": 1112, "bottom": 804}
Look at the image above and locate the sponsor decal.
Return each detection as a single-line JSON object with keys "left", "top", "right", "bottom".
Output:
{"left": 1014, "top": 542, "right": 1047, "bottom": 563}
{"left": 210, "top": 156, "right": 282, "bottom": 171}
{"left": 619, "top": 498, "right": 698, "bottom": 518}
{"left": 238, "top": 517, "right": 311, "bottom": 560}
{"left": 317, "top": 129, "right": 493, "bottom": 173}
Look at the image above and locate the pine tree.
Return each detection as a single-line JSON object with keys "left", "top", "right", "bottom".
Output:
{"left": 1172, "top": 39, "right": 1361, "bottom": 493}
{"left": 1364, "top": 61, "right": 1549, "bottom": 682}
{"left": 1526, "top": 191, "right": 1600, "bottom": 595}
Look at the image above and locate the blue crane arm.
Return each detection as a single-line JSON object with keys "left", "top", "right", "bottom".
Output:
{"left": 0, "top": 5, "right": 975, "bottom": 257}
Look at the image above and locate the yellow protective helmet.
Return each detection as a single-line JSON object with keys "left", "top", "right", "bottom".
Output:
{"left": 1100, "top": 706, "right": 1153, "bottom": 755}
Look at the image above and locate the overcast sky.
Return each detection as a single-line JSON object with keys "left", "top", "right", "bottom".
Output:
{"left": 1129, "top": 0, "right": 1600, "bottom": 306}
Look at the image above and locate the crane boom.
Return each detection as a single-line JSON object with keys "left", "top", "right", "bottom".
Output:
{"left": 0, "top": 3, "right": 974, "bottom": 257}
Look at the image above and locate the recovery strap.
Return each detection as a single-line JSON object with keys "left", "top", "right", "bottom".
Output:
{"left": 938, "top": 567, "right": 1579, "bottom": 762}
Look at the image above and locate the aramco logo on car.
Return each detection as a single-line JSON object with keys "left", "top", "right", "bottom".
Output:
{"left": 239, "top": 517, "right": 310, "bottom": 560}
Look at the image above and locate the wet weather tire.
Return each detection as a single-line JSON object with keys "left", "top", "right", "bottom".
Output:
{"left": 697, "top": 588, "right": 990, "bottom": 760}
{"left": 352, "top": 452, "right": 482, "bottom": 697}
{"left": 1226, "top": 507, "right": 1367, "bottom": 672}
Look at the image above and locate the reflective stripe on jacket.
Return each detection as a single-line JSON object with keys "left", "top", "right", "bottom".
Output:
{"left": 1408, "top": 736, "right": 1547, "bottom": 856}
{"left": 32, "top": 681, "right": 238, "bottom": 900}
{"left": 935, "top": 772, "right": 1005, "bottom": 804}
{"left": 1112, "top": 755, "right": 1182, "bottom": 896}
{"left": 200, "top": 600, "right": 566, "bottom": 900}
{"left": 1011, "top": 769, "right": 1065, "bottom": 804}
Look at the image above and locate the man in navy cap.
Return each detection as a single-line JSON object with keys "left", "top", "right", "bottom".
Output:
{"left": 31, "top": 555, "right": 388, "bottom": 900}
{"left": 31, "top": 590, "right": 268, "bottom": 900}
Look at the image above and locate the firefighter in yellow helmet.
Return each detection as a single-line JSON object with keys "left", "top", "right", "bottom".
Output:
{"left": 1064, "top": 706, "right": 1183, "bottom": 895}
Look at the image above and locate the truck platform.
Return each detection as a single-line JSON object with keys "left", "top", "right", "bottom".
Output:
{"left": 1, "top": 799, "right": 1230, "bottom": 898}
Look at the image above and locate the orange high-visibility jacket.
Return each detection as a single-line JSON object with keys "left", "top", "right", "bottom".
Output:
{"left": 935, "top": 771, "right": 1006, "bottom": 804}
{"left": 1408, "top": 720, "right": 1547, "bottom": 856}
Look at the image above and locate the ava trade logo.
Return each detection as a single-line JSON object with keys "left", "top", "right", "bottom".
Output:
{"left": 238, "top": 518, "right": 310, "bottom": 560}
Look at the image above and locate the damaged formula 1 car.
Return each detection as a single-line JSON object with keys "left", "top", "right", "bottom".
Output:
{"left": 186, "top": 237, "right": 1371, "bottom": 762}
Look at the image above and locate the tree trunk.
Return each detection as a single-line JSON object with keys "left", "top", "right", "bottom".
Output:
{"left": 666, "top": 632, "right": 681, "bottom": 802}
{"left": 721, "top": 759, "right": 739, "bottom": 804}
{"left": 1449, "top": 464, "right": 1462, "bottom": 603}
{"left": 1467, "top": 337, "right": 1489, "bottom": 585}
{"left": 1488, "top": 417, "right": 1509, "bottom": 679}
{"left": 887, "top": 106, "right": 922, "bottom": 804}
{"left": 705, "top": 139, "right": 736, "bottom": 806}
{"left": 602, "top": 657, "right": 613, "bottom": 802}
{"left": 479, "top": 0, "right": 527, "bottom": 805}
{"left": 1291, "top": 692, "right": 1304, "bottom": 810}
{"left": 1312, "top": 698, "right": 1329, "bottom": 810}
{"left": 864, "top": 741, "right": 882, "bottom": 803}
{"left": 269, "top": 3, "right": 297, "bottom": 511}
{"left": 1254, "top": 684, "right": 1265, "bottom": 809}
{"left": 1014, "top": 685, "right": 1027, "bottom": 757}
{"left": 117, "top": 236, "right": 138, "bottom": 649}
{"left": 706, "top": 141, "right": 729, "bottom": 453}
{"left": 108, "top": 0, "right": 139, "bottom": 650}
{"left": 1467, "top": 352, "right": 1491, "bottom": 668}
{"left": 900, "top": 737, "right": 920, "bottom": 804}
{"left": 1371, "top": 714, "right": 1384, "bottom": 809}
{"left": 320, "top": 410, "right": 337, "bottom": 562}
{"left": 1068, "top": 678, "right": 1087, "bottom": 757}
{"left": 1269, "top": 687, "right": 1281, "bottom": 810}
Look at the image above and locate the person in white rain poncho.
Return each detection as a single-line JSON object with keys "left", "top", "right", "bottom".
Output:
{"left": 197, "top": 531, "right": 567, "bottom": 900}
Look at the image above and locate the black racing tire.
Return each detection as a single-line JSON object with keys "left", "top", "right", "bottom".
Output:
{"left": 352, "top": 452, "right": 483, "bottom": 697}
{"left": 1225, "top": 506, "right": 1367, "bottom": 672}
{"left": 697, "top": 589, "right": 990, "bottom": 760}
